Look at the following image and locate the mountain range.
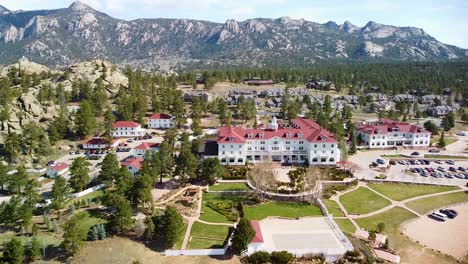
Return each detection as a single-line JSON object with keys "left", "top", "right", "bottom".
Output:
{"left": 0, "top": 1, "right": 467, "bottom": 70}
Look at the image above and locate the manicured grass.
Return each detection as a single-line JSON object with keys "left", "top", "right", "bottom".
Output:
{"left": 367, "top": 183, "right": 459, "bottom": 201}
{"left": 244, "top": 201, "right": 322, "bottom": 220}
{"left": 356, "top": 207, "right": 417, "bottom": 231}
{"left": 339, "top": 187, "right": 391, "bottom": 215}
{"left": 199, "top": 193, "right": 246, "bottom": 223}
{"left": 430, "top": 137, "right": 458, "bottom": 146}
{"left": 187, "top": 222, "right": 230, "bottom": 249}
{"left": 334, "top": 219, "right": 356, "bottom": 234}
{"left": 172, "top": 222, "right": 187, "bottom": 250}
{"left": 0, "top": 231, "right": 62, "bottom": 247}
{"left": 381, "top": 154, "right": 407, "bottom": 158}
{"left": 323, "top": 199, "right": 345, "bottom": 217}
{"left": 405, "top": 191, "right": 468, "bottom": 214}
{"left": 424, "top": 154, "right": 468, "bottom": 160}
{"left": 209, "top": 183, "right": 250, "bottom": 192}
{"left": 75, "top": 211, "right": 107, "bottom": 235}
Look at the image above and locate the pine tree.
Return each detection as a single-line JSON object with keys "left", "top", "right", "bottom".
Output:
{"left": 232, "top": 218, "right": 255, "bottom": 253}
{"left": 69, "top": 157, "right": 91, "bottom": 192}
{"left": 74, "top": 100, "right": 97, "bottom": 139}
{"left": 159, "top": 207, "right": 184, "bottom": 248}
{"left": 1, "top": 237, "right": 24, "bottom": 264}
{"left": 51, "top": 175, "right": 70, "bottom": 212}
{"left": 143, "top": 216, "right": 155, "bottom": 241}
{"left": 98, "top": 224, "right": 107, "bottom": 240}
{"left": 90, "top": 226, "right": 99, "bottom": 241}
{"left": 26, "top": 237, "right": 42, "bottom": 261}
{"left": 99, "top": 153, "right": 120, "bottom": 186}
{"left": 438, "top": 131, "right": 447, "bottom": 148}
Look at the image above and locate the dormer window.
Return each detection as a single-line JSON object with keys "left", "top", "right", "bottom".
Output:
{"left": 297, "top": 133, "right": 303, "bottom": 138}
{"left": 286, "top": 133, "right": 292, "bottom": 138}
{"left": 320, "top": 136, "right": 327, "bottom": 141}
{"left": 247, "top": 133, "right": 253, "bottom": 138}
{"left": 228, "top": 137, "right": 235, "bottom": 142}
{"left": 259, "top": 133, "right": 264, "bottom": 138}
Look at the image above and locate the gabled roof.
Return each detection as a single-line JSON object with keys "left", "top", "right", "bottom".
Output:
{"left": 250, "top": 220, "right": 264, "bottom": 243}
{"left": 148, "top": 113, "right": 173, "bottom": 120}
{"left": 120, "top": 157, "right": 144, "bottom": 170}
{"left": 84, "top": 137, "right": 109, "bottom": 145}
{"left": 134, "top": 142, "right": 160, "bottom": 150}
{"left": 357, "top": 119, "right": 428, "bottom": 135}
{"left": 113, "top": 121, "right": 141, "bottom": 128}
{"left": 217, "top": 118, "right": 337, "bottom": 143}
{"left": 49, "top": 162, "right": 69, "bottom": 171}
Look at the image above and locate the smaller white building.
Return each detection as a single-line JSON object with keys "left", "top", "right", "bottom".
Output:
{"left": 111, "top": 121, "right": 145, "bottom": 138}
{"left": 133, "top": 142, "right": 160, "bottom": 156}
{"left": 46, "top": 162, "right": 69, "bottom": 178}
{"left": 148, "top": 113, "right": 175, "bottom": 129}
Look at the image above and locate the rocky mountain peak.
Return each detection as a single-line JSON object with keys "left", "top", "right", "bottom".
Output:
{"left": 364, "top": 21, "right": 384, "bottom": 30}
{"left": 224, "top": 19, "right": 241, "bottom": 34}
{"left": 340, "top": 21, "right": 359, "bottom": 33}
{"left": 68, "top": 1, "right": 95, "bottom": 12}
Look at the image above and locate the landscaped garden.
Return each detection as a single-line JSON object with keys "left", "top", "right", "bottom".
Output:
{"left": 199, "top": 193, "right": 247, "bottom": 223}
{"left": 367, "top": 183, "right": 459, "bottom": 201}
{"left": 405, "top": 191, "right": 468, "bottom": 214}
{"left": 209, "top": 183, "right": 250, "bottom": 192}
{"left": 244, "top": 201, "right": 322, "bottom": 220}
{"left": 323, "top": 199, "right": 345, "bottom": 217}
{"left": 187, "top": 222, "right": 231, "bottom": 249}
{"left": 339, "top": 187, "right": 391, "bottom": 215}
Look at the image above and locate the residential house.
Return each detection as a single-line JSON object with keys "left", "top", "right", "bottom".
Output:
{"left": 148, "top": 113, "right": 175, "bottom": 129}
{"left": 392, "top": 94, "right": 416, "bottom": 103}
{"left": 120, "top": 157, "right": 144, "bottom": 176}
{"left": 133, "top": 142, "right": 160, "bottom": 156}
{"left": 426, "top": 105, "right": 460, "bottom": 117}
{"left": 111, "top": 121, "right": 145, "bottom": 138}
{"left": 82, "top": 137, "right": 120, "bottom": 150}
{"left": 306, "top": 80, "right": 335, "bottom": 90}
{"left": 46, "top": 162, "right": 69, "bottom": 178}
{"left": 183, "top": 90, "right": 210, "bottom": 102}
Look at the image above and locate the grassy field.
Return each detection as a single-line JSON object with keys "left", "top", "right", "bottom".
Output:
{"left": 0, "top": 230, "right": 62, "bottom": 247}
{"left": 209, "top": 183, "right": 250, "bottom": 192}
{"left": 199, "top": 193, "right": 246, "bottom": 223}
{"left": 424, "top": 154, "right": 468, "bottom": 160}
{"left": 430, "top": 136, "right": 458, "bottom": 146}
{"left": 334, "top": 219, "right": 356, "bottom": 234}
{"left": 339, "top": 187, "right": 391, "bottom": 215}
{"left": 75, "top": 211, "right": 107, "bottom": 235}
{"left": 405, "top": 191, "right": 468, "bottom": 214}
{"left": 187, "top": 222, "right": 230, "bottom": 249}
{"left": 367, "top": 183, "right": 459, "bottom": 201}
{"left": 323, "top": 199, "right": 345, "bottom": 217}
{"left": 244, "top": 201, "right": 322, "bottom": 220}
{"left": 356, "top": 206, "right": 457, "bottom": 264}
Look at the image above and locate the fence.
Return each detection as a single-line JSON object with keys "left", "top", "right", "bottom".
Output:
{"left": 69, "top": 184, "right": 106, "bottom": 198}
{"left": 325, "top": 215, "right": 354, "bottom": 252}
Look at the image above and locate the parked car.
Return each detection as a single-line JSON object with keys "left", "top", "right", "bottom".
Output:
{"left": 440, "top": 209, "right": 458, "bottom": 219}
{"left": 437, "top": 167, "right": 445, "bottom": 172}
{"left": 428, "top": 149, "right": 440, "bottom": 153}
{"left": 390, "top": 160, "right": 397, "bottom": 165}
{"left": 127, "top": 139, "right": 133, "bottom": 143}
{"left": 376, "top": 159, "right": 386, "bottom": 165}
{"left": 411, "top": 151, "right": 420, "bottom": 156}
{"left": 429, "top": 212, "right": 448, "bottom": 221}
{"left": 75, "top": 150, "right": 81, "bottom": 155}
{"left": 446, "top": 160, "right": 455, "bottom": 165}
{"left": 69, "top": 151, "right": 74, "bottom": 155}
{"left": 457, "top": 167, "right": 466, "bottom": 172}
{"left": 449, "top": 167, "right": 457, "bottom": 172}
{"left": 455, "top": 174, "right": 465, "bottom": 179}
{"left": 46, "top": 160, "right": 55, "bottom": 166}
{"left": 435, "top": 160, "right": 443, "bottom": 164}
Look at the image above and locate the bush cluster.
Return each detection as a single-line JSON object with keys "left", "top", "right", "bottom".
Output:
{"left": 224, "top": 166, "right": 249, "bottom": 180}
{"left": 206, "top": 200, "right": 238, "bottom": 221}
{"left": 245, "top": 250, "right": 294, "bottom": 264}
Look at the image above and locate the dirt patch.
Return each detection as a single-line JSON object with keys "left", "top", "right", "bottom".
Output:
{"left": 71, "top": 237, "right": 240, "bottom": 264}
{"left": 402, "top": 204, "right": 468, "bottom": 260}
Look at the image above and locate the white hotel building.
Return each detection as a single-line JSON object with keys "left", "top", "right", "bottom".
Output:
{"left": 216, "top": 117, "right": 341, "bottom": 166}
{"left": 111, "top": 121, "right": 145, "bottom": 138}
{"left": 356, "top": 119, "right": 431, "bottom": 149}
{"left": 147, "top": 113, "right": 175, "bottom": 129}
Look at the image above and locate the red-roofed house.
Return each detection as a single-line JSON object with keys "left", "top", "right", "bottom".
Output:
{"left": 133, "top": 142, "right": 160, "bottom": 156}
{"left": 216, "top": 117, "right": 340, "bottom": 166}
{"left": 46, "top": 162, "right": 69, "bottom": 178}
{"left": 111, "top": 121, "right": 145, "bottom": 138}
{"left": 148, "top": 113, "right": 175, "bottom": 129}
{"left": 357, "top": 119, "right": 431, "bottom": 149}
{"left": 82, "top": 137, "right": 120, "bottom": 149}
{"left": 120, "top": 157, "right": 144, "bottom": 175}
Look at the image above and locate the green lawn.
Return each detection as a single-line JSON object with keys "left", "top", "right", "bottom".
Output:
{"left": 356, "top": 206, "right": 417, "bottom": 231}
{"left": 0, "top": 231, "right": 62, "bottom": 247}
{"left": 405, "top": 191, "right": 468, "bottom": 214}
{"left": 244, "top": 201, "right": 322, "bottom": 220}
{"left": 334, "top": 219, "right": 356, "bottom": 234}
{"left": 209, "top": 183, "right": 250, "bottom": 192}
{"left": 430, "top": 136, "right": 458, "bottom": 147}
{"left": 199, "top": 193, "right": 246, "bottom": 223}
{"left": 424, "top": 154, "right": 468, "bottom": 160}
{"left": 187, "top": 222, "right": 230, "bottom": 249}
{"left": 367, "top": 183, "right": 459, "bottom": 201}
{"left": 172, "top": 223, "right": 188, "bottom": 250}
{"left": 323, "top": 199, "right": 345, "bottom": 217}
{"left": 339, "top": 187, "right": 391, "bottom": 215}
{"left": 75, "top": 211, "right": 107, "bottom": 235}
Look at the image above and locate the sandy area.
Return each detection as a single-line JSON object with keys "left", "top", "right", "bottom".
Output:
{"left": 71, "top": 237, "right": 240, "bottom": 264}
{"left": 402, "top": 204, "right": 468, "bottom": 260}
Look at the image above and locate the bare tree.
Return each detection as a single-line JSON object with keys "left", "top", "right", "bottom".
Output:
{"left": 249, "top": 162, "right": 275, "bottom": 201}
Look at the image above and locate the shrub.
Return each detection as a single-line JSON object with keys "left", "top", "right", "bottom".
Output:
{"left": 248, "top": 251, "right": 270, "bottom": 264}
{"left": 271, "top": 251, "right": 293, "bottom": 264}
{"left": 206, "top": 201, "right": 238, "bottom": 221}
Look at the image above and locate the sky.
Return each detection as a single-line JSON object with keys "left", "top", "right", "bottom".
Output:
{"left": 1, "top": 0, "right": 467, "bottom": 48}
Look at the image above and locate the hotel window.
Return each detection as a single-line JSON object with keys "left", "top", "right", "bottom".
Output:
{"left": 299, "top": 141, "right": 304, "bottom": 144}
{"left": 299, "top": 146, "right": 304, "bottom": 150}
{"left": 286, "top": 147, "right": 290, "bottom": 150}
{"left": 260, "top": 147, "right": 265, "bottom": 150}
{"left": 286, "top": 141, "right": 290, "bottom": 144}
{"left": 260, "top": 141, "right": 265, "bottom": 144}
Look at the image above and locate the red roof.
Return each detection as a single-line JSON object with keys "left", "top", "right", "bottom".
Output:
{"left": 250, "top": 220, "right": 264, "bottom": 243}
{"left": 357, "top": 119, "right": 428, "bottom": 135}
{"left": 113, "top": 121, "right": 141, "bottom": 128}
{"left": 148, "top": 113, "right": 172, "bottom": 120}
{"left": 84, "top": 137, "right": 109, "bottom": 145}
{"left": 50, "top": 162, "right": 69, "bottom": 171}
{"left": 120, "top": 157, "right": 144, "bottom": 170}
{"left": 218, "top": 118, "right": 337, "bottom": 144}
{"left": 134, "top": 142, "right": 160, "bottom": 150}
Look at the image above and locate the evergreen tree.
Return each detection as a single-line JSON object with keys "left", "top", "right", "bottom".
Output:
{"left": 199, "top": 158, "right": 224, "bottom": 184}
{"left": 99, "top": 153, "right": 120, "bottom": 186}
{"left": 69, "top": 157, "right": 91, "bottom": 192}
{"left": 143, "top": 216, "right": 155, "bottom": 241}
{"left": 98, "top": 224, "right": 106, "bottom": 240}
{"left": 232, "top": 218, "right": 255, "bottom": 253}
{"left": 74, "top": 100, "right": 97, "bottom": 139}
{"left": 103, "top": 194, "right": 133, "bottom": 233}
{"left": 51, "top": 175, "right": 70, "bottom": 212}
{"left": 89, "top": 226, "right": 99, "bottom": 241}
{"left": 1, "top": 237, "right": 24, "bottom": 264}
{"left": 62, "top": 213, "right": 87, "bottom": 255}
{"left": 156, "top": 207, "right": 184, "bottom": 248}
{"left": 26, "top": 236, "right": 42, "bottom": 261}
{"left": 438, "top": 131, "right": 447, "bottom": 148}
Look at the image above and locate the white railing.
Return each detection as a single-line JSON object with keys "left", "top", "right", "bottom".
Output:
{"left": 69, "top": 184, "right": 106, "bottom": 198}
